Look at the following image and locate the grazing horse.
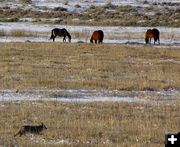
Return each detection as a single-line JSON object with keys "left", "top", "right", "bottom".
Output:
{"left": 49, "top": 28, "right": 71, "bottom": 42}
{"left": 145, "top": 28, "right": 160, "bottom": 44}
{"left": 90, "top": 30, "right": 104, "bottom": 44}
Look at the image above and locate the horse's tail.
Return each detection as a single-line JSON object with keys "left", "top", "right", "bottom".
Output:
{"left": 14, "top": 129, "right": 21, "bottom": 137}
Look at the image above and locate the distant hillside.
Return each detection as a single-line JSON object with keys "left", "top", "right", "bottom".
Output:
{"left": 0, "top": 0, "right": 179, "bottom": 27}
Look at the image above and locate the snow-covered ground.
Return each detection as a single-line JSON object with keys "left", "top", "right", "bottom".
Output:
{"left": 0, "top": 89, "right": 138, "bottom": 102}
{"left": 0, "top": 89, "right": 179, "bottom": 104}
{"left": 1, "top": 0, "right": 180, "bottom": 12}
{"left": 0, "top": 1, "right": 179, "bottom": 46}
{"left": 0, "top": 22, "right": 180, "bottom": 46}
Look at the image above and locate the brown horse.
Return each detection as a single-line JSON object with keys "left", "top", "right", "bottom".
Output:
{"left": 90, "top": 30, "right": 104, "bottom": 44}
{"left": 145, "top": 28, "right": 160, "bottom": 44}
{"left": 49, "top": 28, "right": 71, "bottom": 42}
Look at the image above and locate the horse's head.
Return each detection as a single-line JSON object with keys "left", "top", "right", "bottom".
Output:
{"left": 145, "top": 37, "right": 149, "bottom": 44}
{"left": 68, "top": 37, "right": 71, "bottom": 43}
{"left": 66, "top": 32, "right": 71, "bottom": 43}
{"left": 90, "top": 38, "right": 93, "bottom": 43}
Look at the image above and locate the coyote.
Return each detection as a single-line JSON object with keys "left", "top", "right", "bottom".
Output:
{"left": 14, "top": 123, "right": 47, "bottom": 137}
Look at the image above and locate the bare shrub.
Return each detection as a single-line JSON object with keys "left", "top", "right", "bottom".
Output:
{"left": 20, "top": 0, "right": 32, "bottom": 4}
{"left": 0, "top": 29, "right": 6, "bottom": 36}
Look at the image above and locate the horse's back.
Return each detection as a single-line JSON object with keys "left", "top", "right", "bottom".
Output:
{"left": 91, "top": 30, "right": 104, "bottom": 40}
{"left": 152, "top": 28, "right": 160, "bottom": 37}
{"left": 53, "top": 28, "right": 68, "bottom": 36}
{"left": 60, "top": 28, "right": 68, "bottom": 32}
{"left": 92, "top": 31, "right": 100, "bottom": 40}
{"left": 53, "top": 28, "right": 59, "bottom": 31}
{"left": 98, "top": 30, "right": 104, "bottom": 40}
{"left": 52, "top": 28, "right": 66, "bottom": 33}
{"left": 146, "top": 29, "right": 153, "bottom": 38}
{"left": 52, "top": 28, "right": 60, "bottom": 32}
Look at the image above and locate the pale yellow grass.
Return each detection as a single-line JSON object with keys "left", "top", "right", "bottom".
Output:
{"left": 0, "top": 29, "right": 40, "bottom": 37}
{"left": 0, "top": 101, "right": 179, "bottom": 146}
{"left": 0, "top": 43, "right": 179, "bottom": 146}
{"left": 0, "top": 43, "right": 179, "bottom": 90}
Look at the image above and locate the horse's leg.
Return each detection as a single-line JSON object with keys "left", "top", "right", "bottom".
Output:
{"left": 158, "top": 37, "right": 160, "bottom": 44}
{"left": 154, "top": 37, "right": 158, "bottom": 45}
{"left": 95, "top": 40, "right": 97, "bottom": 44}
{"left": 63, "top": 36, "right": 66, "bottom": 42}
{"left": 53, "top": 34, "right": 57, "bottom": 42}
{"left": 53, "top": 36, "right": 55, "bottom": 42}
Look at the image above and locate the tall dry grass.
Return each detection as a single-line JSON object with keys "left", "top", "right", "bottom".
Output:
{"left": 0, "top": 100, "right": 179, "bottom": 146}
{"left": 0, "top": 43, "right": 179, "bottom": 90}
{"left": 0, "top": 43, "right": 179, "bottom": 146}
{"left": 72, "top": 29, "right": 91, "bottom": 42}
{"left": 0, "top": 30, "right": 6, "bottom": 36}
{"left": 0, "top": 29, "right": 39, "bottom": 37}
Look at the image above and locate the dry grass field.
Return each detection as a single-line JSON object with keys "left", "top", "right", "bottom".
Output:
{"left": 0, "top": 2, "right": 180, "bottom": 27}
{"left": 0, "top": 29, "right": 39, "bottom": 37}
{"left": 0, "top": 43, "right": 179, "bottom": 90}
{"left": 0, "top": 100, "right": 179, "bottom": 146}
{"left": 0, "top": 43, "right": 179, "bottom": 146}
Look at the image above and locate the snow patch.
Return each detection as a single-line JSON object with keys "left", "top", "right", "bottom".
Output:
{"left": 0, "top": 89, "right": 179, "bottom": 103}
{"left": 0, "top": 22, "right": 180, "bottom": 47}
{"left": 0, "top": 89, "right": 139, "bottom": 103}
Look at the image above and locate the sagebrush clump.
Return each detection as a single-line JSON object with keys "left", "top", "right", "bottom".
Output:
{"left": 20, "top": 0, "right": 32, "bottom": 4}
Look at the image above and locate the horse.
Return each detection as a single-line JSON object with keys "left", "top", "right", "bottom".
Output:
{"left": 49, "top": 28, "right": 71, "bottom": 42}
{"left": 90, "top": 30, "right": 104, "bottom": 44}
{"left": 145, "top": 28, "right": 160, "bottom": 44}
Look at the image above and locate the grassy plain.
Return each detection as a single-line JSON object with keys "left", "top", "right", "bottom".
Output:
{"left": 0, "top": 100, "right": 179, "bottom": 146}
{"left": 0, "top": 43, "right": 179, "bottom": 90}
{"left": 0, "top": 29, "right": 39, "bottom": 37}
{"left": 0, "top": 43, "right": 179, "bottom": 146}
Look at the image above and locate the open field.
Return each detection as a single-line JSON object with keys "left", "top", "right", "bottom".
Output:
{"left": 0, "top": 43, "right": 179, "bottom": 90}
{"left": 1, "top": 1, "right": 180, "bottom": 146}
{"left": 0, "top": 42, "right": 179, "bottom": 146}
{"left": 0, "top": 100, "right": 179, "bottom": 146}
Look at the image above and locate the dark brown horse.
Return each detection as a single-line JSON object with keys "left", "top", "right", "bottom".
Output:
{"left": 145, "top": 28, "right": 160, "bottom": 44}
{"left": 49, "top": 28, "right": 71, "bottom": 42}
{"left": 90, "top": 30, "right": 104, "bottom": 44}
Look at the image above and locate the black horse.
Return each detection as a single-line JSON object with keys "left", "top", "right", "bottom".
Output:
{"left": 49, "top": 28, "right": 71, "bottom": 42}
